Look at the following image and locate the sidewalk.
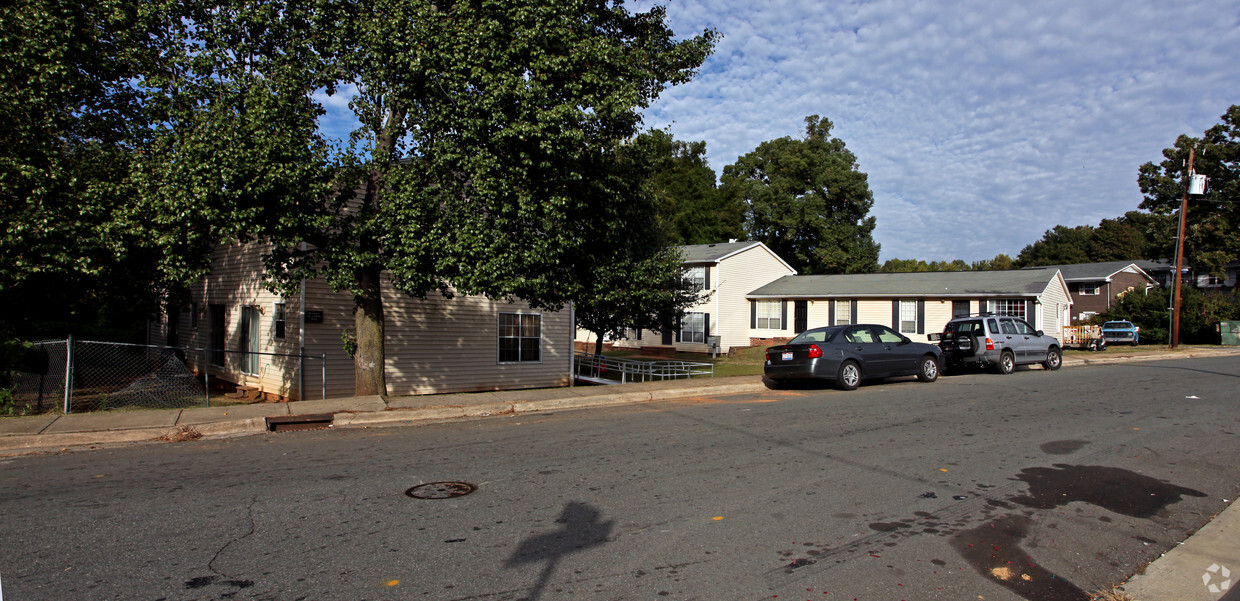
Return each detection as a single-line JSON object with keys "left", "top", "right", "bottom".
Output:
{"left": 2, "top": 347, "right": 1238, "bottom": 601}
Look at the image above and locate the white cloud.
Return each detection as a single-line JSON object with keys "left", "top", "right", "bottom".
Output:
{"left": 638, "top": 0, "right": 1240, "bottom": 262}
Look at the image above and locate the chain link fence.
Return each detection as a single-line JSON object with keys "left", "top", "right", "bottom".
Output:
{"left": 5, "top": 338, "right": 326, "bottom": 414}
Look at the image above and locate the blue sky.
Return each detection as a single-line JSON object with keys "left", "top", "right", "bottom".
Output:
{"left": 317, "top": 0, "right": 1240, "bottom": 264}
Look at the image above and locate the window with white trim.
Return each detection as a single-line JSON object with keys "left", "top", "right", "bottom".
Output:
{"left": 834, "top": 300, "right": 851, "bottom": 326}
{"left": 680, "top": 312, "right": 706, "bottom": 343}
{"left": 1078, "top": 284, "right": 1099, "bottom": 295}
{"left": 899, "top": 300, "right": 917, "bottom": 334}
{"left": 756, "top": 300, "right": 781, "bottom": 329}
{"left": 498, "top": 313, "right": 541, "bottom": 363}
{"left": 987, "top": 299, "right": 1026, "bottom": 319}
{"left": 686, "top": 266, "right": 708, "bottom": 291}
{"left": 272, "top": 302, "right": 287, "bottom": 339}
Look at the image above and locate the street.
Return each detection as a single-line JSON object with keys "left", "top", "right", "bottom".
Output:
{"left": 1, "top": 356, "right": 1237, "bottom": 601}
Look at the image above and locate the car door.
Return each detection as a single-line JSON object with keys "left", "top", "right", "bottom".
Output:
{"left": 841, "top": 325, "right": 885, "bottom": 376}
{"left": 872, "top": 324, "right": 917, "bottom": 375}
{"left": 996, "top": 318, "right": 1024, "bottom": 361}
{"left": 1013, "top": 319, "right": 1046, "bottom": 362}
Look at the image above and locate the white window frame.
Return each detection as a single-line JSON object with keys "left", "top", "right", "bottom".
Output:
{"left": 680, "top": 312, "right": 707, "bottom": 343}
{"left": 498, "top": 313, "right": 542, "bottom": 363}
{"left": 834, "top": 300, "right": 851, "bottom": 326}
{"left": 755, "top": 301, "right": 781, "bottom": 330}
{"left": 899, "top": 299, "right": 917, "bottom": 334}
{"left": 1078, "top": 284, "right": 1100, "bottom": 295}
{"left": 988, "top": 299, "right": 1026, "bottom": 319}
{"left": 686, "top": 266, "right": 708, "bottom": 291}
{"left": 272, "top": 302, "right": 287, "bottom": 340}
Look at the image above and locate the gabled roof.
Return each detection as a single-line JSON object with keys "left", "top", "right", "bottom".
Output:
{"left": 748, "top": 269, "right": 1064, "bottom": 299}
{"left": 679, "top": 240, "right": 762, "bottom": 263}
{"left": 678, "top": 240, "right": 796, "bottom": 273}
{"left": 1024, "top": 261, "right": 1155, "bottom": 283}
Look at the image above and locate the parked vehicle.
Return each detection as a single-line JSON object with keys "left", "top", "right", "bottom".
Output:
{"left": 764, "top": 324, "right": 942, "bottom": 391}
{"left": 930, "top": 313, "right": 1062, "bottom": 374}
{"left": 1101, "top": 321, "right": 1140, "bottom": 346}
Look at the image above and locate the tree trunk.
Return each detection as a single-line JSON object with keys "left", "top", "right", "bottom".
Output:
{"left": 593, "top": 332, "right": 604, "bottom": 356}
{"left": 353, "top": 265, "right": 387, "bottom": 396}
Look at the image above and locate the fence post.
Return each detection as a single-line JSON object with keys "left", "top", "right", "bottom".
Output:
{"left": 63, "top": 335, "right": 73, "bottom": 414}
{"left": 204, "top": 349, "right": 210, "bottom": 407}
{"left": 321, "top": 353, "right": 327, "bottom": 400}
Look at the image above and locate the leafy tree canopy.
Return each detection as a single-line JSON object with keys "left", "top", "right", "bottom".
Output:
{"left": 641, "top": 129, "right": 741, "bottom": 245}
{"left": 722, "top": 115, "right": 879, "bottom": 275}
{"left": 1138, "top": 104, "right": 1240, "bottom": 276}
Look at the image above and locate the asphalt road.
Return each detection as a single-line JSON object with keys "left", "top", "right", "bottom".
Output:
{"left": 1, "top": 357, "right": 1237, "bottom": 601}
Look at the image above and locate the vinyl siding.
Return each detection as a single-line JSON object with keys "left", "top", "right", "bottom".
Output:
{"left": 153, "top": 241, "right": 570, "bottom": 400}
{"left": 1037, "top": 273, "right": 1072, "bottom": 341}
{"left": 717, "top": 245, "right": 797, "bottom": 350}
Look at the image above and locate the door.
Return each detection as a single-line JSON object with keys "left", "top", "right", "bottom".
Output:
{"left": 842, "top": 325, "right": 886, "bottom": 376}
{"left": 872, "top": 324, "right": 918, "bottom": 375}
{"left": 952, "top": 300, "right": 971, "bottom": 318}
{"left": 240, "top": 306, "right": 261, "bottom": 375}
{"left": 794, "top": 300, "right": 808, "bottom": 333}
{"left": 661, "top": 329, "right": 673, "bottom": 345}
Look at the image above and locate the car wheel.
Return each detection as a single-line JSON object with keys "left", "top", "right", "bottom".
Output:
{"left": 765, "top": 378, "right": 784, "bottom": 390}
{"left": 837, "top": 361, "right": 861, "bottom": 391}
{"left": 1131, "top": 339, "right": 1138, "bottom": 346}
{"left": 916, "top": 355, "right": 939, "bottom": 382}
{"left": 1042, "top": 347, "right": 1062, "bottom": 371}
{"left": 995, "top": 350, "right": 1016, "bottom": 375}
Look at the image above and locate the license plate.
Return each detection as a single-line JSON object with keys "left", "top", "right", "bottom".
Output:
{"left": 782, "top": 352, "right": 793, "bottom": 361}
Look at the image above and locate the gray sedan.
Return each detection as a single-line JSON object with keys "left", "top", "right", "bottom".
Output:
{"left": 764, "top": 324, "right": 943, "bottom": 390}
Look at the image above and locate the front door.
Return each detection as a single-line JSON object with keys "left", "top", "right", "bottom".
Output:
{"left": 661, "top": 329, "right": 673, "bottom": 345}
{"left": 240, "top": 306, "right": 260, "bottom": 375}
{"left": 794, "top": 300, "right": 808, "bottom": 333}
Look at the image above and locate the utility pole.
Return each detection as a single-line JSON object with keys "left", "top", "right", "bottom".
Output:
{"left": 1170, "top": 147, "right": 1195, "bottom": 349}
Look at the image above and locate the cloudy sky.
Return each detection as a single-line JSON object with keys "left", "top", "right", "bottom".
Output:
{"left": 632, "top": 0, "right": 1240, "bottom": 262}
{"left": 315, "top": 1, "right": 1239, "bottom": 264}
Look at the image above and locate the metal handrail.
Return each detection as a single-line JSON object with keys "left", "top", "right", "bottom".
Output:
{"left": 573, "top": 351, "right": 714, "bottom": 384}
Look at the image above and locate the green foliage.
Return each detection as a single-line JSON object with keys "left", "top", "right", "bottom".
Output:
{"left": 1138, "top": 105, "right": 1240, "bottom": 276}
{"left": 1014, "top": 211, "right": 1172, "bottom": 268}
{"left": 1098, "top": 287, "right": 1240, "bottom": 345}
{"left": 572, "top": 139, "right": 710, "bottom": 350}
{"left": 641, "top": 129, "right": 741, "bottom": 245}
{"left": 723, "top": 115, "right": 879, "bottom": 274}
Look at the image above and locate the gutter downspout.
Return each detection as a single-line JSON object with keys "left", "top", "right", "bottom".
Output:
{"left": 298, "top": 242, "right": 308, "bottom": 401}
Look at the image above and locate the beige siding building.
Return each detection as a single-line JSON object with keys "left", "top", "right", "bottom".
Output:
{"left": 583, "top": 241, "right": 796, "bottom": 353}
{"left": 746, "top": 269, "right": 1072, "bottom": 343}
{"left": 149, "top": 242, "right": 573, "bottom": 400}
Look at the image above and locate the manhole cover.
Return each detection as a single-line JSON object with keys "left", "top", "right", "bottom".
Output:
{"left": 406, "top": 481, "right": 477, "bottom": 499}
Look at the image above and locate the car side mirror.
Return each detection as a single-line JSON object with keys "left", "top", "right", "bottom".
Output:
{"left": 1035, "top": 330, "right": 1044, "bottom": 337}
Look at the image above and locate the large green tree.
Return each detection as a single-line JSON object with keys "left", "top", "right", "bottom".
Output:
{"left": 642, "top": 129, "right": 740, "bottom": 245}
{"left": 1138, "top": 104, "right": 1240, "bottom": 276}
{"left": 0, "top": 0, "right": 174, "bottom": 339}
{"left": 722, "top": 115, "right": 879, "bottom": 274}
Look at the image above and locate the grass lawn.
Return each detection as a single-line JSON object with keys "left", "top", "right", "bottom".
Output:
{"left": 600, "top": 346, "right": 768, "bottom": 378}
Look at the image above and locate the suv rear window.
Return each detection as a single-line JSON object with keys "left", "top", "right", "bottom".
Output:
{"left": 946, "top": 320, "right": 983, "bottom": 335}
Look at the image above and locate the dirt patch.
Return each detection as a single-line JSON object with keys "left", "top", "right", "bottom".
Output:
{"left": 160, "top": 426, "right": 202, "bottom": 442}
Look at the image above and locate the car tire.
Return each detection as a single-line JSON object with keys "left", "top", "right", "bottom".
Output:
{"left": 916, "top": 355, "right": 939, "bottom": 383}
{"left": 837, "top": 361, "right": 861, "bottom": 391}
{"left": 765, "top": 378, "right": 785, "bottom": 390}
{"left": 995, "top": 351, "right": 1016, "bottom": 375}
{"left": 1042, "top": 347, "right": 1062, "bottom": 371}
{"left": 1131, "top": 340, "right": 1138, "bottom": 346}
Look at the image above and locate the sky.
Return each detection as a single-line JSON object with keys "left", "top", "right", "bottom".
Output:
{"left": 631, "top": 0, "right": 1240, "bottom": 263}
{"left": 316, "top": 0, "right": 1240, "bottom": 264}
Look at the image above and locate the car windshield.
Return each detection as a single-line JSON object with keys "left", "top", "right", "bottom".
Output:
{"left": 1103, "top": 322, "right": 1132, "bottom": 329}
{"left": 791, "top": 328, "right": 840, "bottom": 344}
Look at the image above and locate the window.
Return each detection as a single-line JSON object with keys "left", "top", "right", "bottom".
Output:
{"left": 686, "top": 266, "right": 708, "bottom": 291}
{"left": 240, "top": 306, "right": 261, "bottom": 375}
{"left": 1078, "top": 284, "right": 1099, "bottom": 295}
{"left": 874, "top": 326, "right": 904, "bottom": 343}
{"left": 844, "top": 326, "right": 877, "bottom": 344}
{"left": 834, "top": 300, "right": 851, "bottom": 326}
{"left": 987, "top": 299, "right": 1026, "bottom": 319}
{"left": 208, "top": 304, "right": 226, "bottom": 367}
{"left": 680, "top": 312, "right": 707, "bottom": 343}
{"left": 189, "top": 302, "right": 199, "bottom": 329}
{"left": 272, "top": 302, "right": 286, "bottom": 340}
{"left": 499, "top": 313, "right": 541, "bottom": 363}
{"left": 999, "top": 318, "right": 1019, "bottom": 335}
{"left": 756, "top": 301, "right": 781, "bottom": 329}
{"left": 899, "top": 300, "right": 917, "bottom": 334}
{"left": 1013, "top": 320, "right": 1037, "bottom": 335}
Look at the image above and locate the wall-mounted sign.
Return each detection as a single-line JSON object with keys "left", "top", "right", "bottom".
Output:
{"left": 304, "top": 310, "right": 324, "bottom": 324}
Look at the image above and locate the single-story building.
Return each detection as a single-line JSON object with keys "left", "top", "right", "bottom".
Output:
{"left": 745, "top": 269, "right": 1072, "bottom": 344}
{"left": 583, "top": 240, "right": 797, "bottom": 354}
{"left": 149, "top": 241, "right": 574, "bottom": 401}
{"left": 1025, "top": 261, "right": 1157, "bottom": 322}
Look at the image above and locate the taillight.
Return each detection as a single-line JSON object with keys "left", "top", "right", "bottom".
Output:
{"left": 985, "top": 338, "right": 995, "bottom": 351}
{"left": 808, "top": 344, "right": 823, "bottom": 358}
{"left": 765, "top": 350, "right": 771, "bottom": 362}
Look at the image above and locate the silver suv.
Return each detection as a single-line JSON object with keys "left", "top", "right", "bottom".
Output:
{"left": 932, "top": 314, "right": 1062, "bottom": 374}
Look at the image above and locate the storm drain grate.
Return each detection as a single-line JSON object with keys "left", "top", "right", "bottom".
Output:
{"left": 265, "top": 414, "right": 334, "bottom": 432}
{"left": 406, "top": 481, "right": 478, "bottom": 499}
